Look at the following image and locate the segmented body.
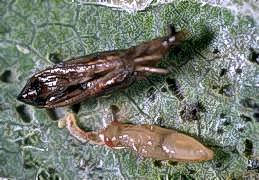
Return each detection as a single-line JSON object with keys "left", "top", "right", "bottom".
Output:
{"left": 17, "top": 26, "right": 186, "bottom": 108}
{"left": 66, "top": 113, "right": 213, "bottom": 162}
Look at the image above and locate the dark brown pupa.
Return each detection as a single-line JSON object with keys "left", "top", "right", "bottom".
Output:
{"left": 18, "top": 25, "right": 187, "bottom": 108}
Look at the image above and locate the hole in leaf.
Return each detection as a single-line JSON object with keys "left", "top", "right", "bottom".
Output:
{"left": 24, "top": 137, "right": 33, "bottom": 146}
{"left": 253, "top": 112, "right": 259, "bottom": 122}
{"left": 0, "top": 70, "right": 12, "bottom": 83}
{"left": 240, "top": 114, "right": 252, "bottom": 122}
{"left": 166, "top": 78, "right": 184, "bottom": 100}
{"left": 244, "top": 139, "right": 253, "bottom": 158}
{"left": 71, "top": 103, "right": 81, "bottom": 114}
{"left": 220, "top": 113, "right": 226, "bottom": 118}
{"left": 46, "top": 109, "right": 59, "bottom": 120}
{"left": 215, "top": 162, "right": 222, "bottom": 168}
{"left": 156, "top": 116, "right": 164, "bottom": 127}
{"left": 219, "top": 68, "right": 227, "bottom": 77}
{"left": 235, "top": 68, "right": 242, "bottom": 74}
{"left": 249, "top": 48, "right": 259, "bottom": 65}
{"left": 153, "top": 160, "right": 162, "bottom": 167}
{"left": 218, "top": 84, "right": 233, "bottom": 97}
{"left": 213, "top": 48, "right": 220, "bottom": 54}
{"left": 48, "top": 167, "right": 56, "bottom": 174}
{"left": 168, "top": 160, "right": 178, "bottom": 166}
{"left": 16, "top": 105, "right": 31, "bottom": 123}
{"left": 110, "top": 104, "right": 120, "bottom": 115}
{"left": 187, "top": 168, "right": 196, "bottom": 174}
{"left": 161, "top": 87, "right": 167, "bottom": 92}
{"left": 217, "top": 128, "right": 224, "bottom": 134}
{"left": 223, "top": 119, "right": 231, "bottom": 126}
{"left": 212, "top": 84, "right": 220, "bottom": 90}
{"left": 238, "top": 128, "right": 244, "bottom": 133}
{"left": 146, "top": 87, "right": 156, "bottom": 102}
{"left": 179, "top": 101, "right": 205, "bottom": 121}
{"left": 49, "top": 53, "right": 62, "bottom": 64}
{"left": 197, "top": 101, "right": 206, "bottom": 112}
{"left": 110, "top": 104, "right": 120, "bottom": 121}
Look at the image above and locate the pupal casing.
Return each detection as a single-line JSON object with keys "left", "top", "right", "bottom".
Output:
{"left": 66, "top": 113, "right": 214, "bottom": 162}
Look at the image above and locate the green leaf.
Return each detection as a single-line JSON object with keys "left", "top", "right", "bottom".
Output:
{"left": 0, "top": 0, "right": 258, "bottom": 179}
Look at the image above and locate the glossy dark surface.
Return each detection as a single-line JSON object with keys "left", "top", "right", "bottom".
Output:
{"left": 18, "top": 26, "right": 186, "bottom": 108}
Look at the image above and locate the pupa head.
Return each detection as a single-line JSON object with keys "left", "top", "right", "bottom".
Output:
{"left": 17, "top": 76, "right": 48, "bottom": 107}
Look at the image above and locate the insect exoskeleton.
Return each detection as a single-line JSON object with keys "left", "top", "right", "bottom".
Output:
{"left": 17, "top": 25, "right": 187, "bottom": 108}
{"left": 64, "top": 113, "right": 213, "bottom": 162}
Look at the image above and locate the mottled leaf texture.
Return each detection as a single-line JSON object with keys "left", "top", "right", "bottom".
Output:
{"left": 0, "top": 0, "right": 258, "bottom": 179}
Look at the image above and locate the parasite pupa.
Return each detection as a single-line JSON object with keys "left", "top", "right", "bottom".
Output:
{"left": 64, "top": 113, "right": 213, "bottom": 162}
